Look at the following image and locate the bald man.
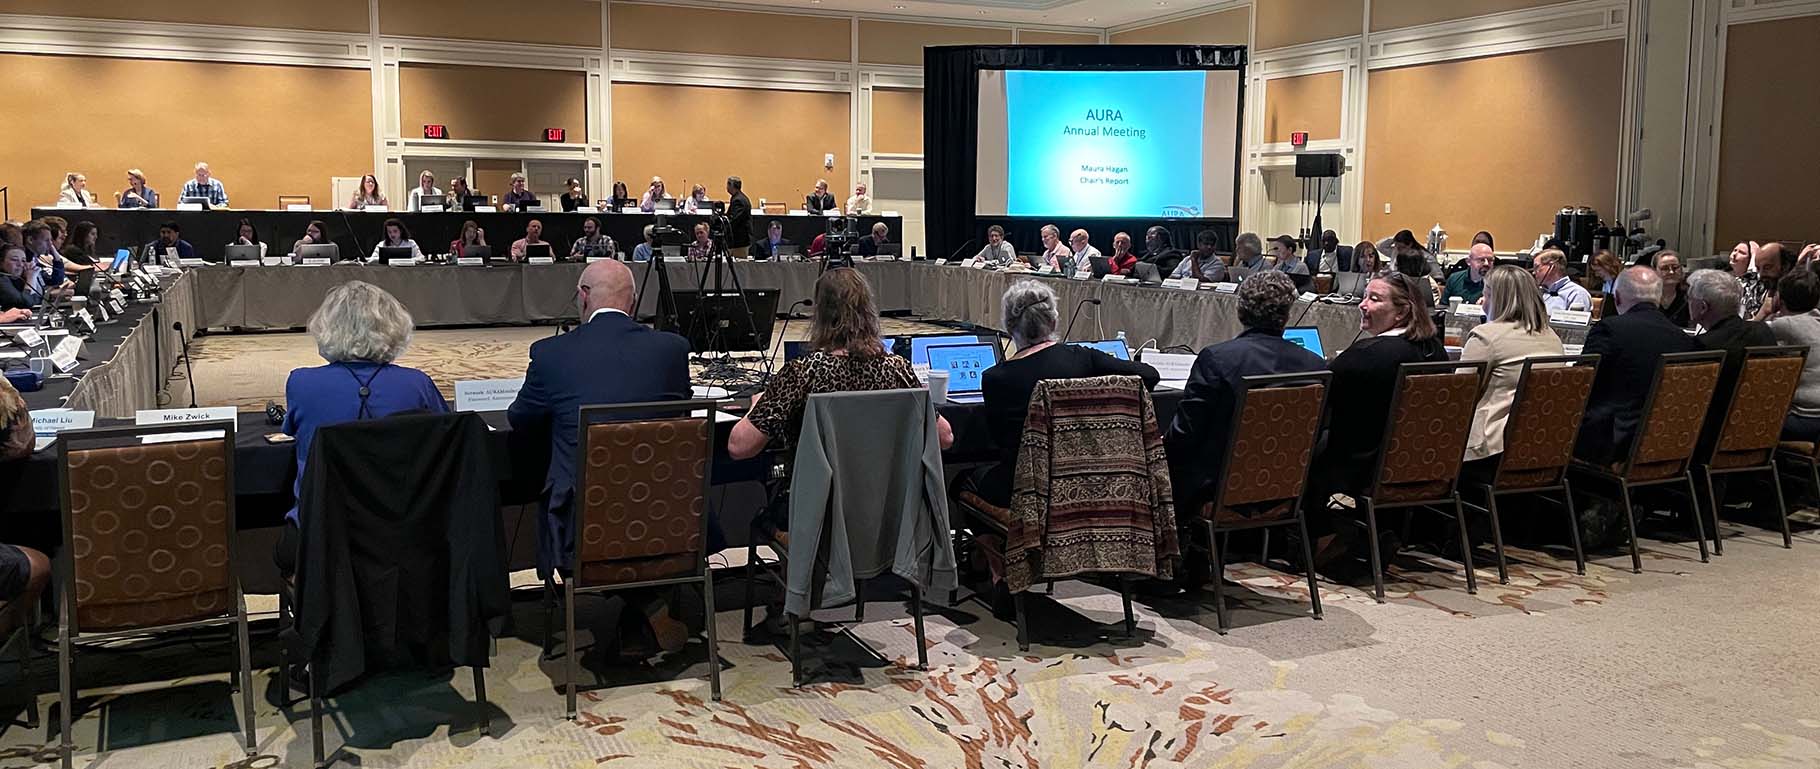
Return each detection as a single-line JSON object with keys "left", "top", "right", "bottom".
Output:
{"left": 508, "top": 259, "right": 693, "bottom": 657}
{"left": 1068, "top": 229, "right": 1102, "bottom": 275}
{"left": 1442, "top": 243, "right": 1494, "bottom": 305}
{"left": 1575, "top": 265, "right": 1701, "bottom": 466}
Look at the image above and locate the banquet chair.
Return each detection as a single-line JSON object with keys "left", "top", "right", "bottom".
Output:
{"left": 1459, "top": 355, "right": 1600, "bottom": 581}
{"left": 1570, "top": 350, "right": 1725, "bottom": 573}
{"left": 277, "top": 195, "right": 312, "bottom": 209}
{"left": 543, "top": 400, "right": 722, "bottom": 715}
{"left": 1694, "top": 346, "right": 1808, "bottom": 552}
{"left": 1344, "top": 360, "right": 1486, "bottom": 602}
{"left": 55, "top": 423, "right": 253, "bottom": 769}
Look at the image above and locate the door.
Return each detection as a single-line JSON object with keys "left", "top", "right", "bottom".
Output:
{"left": 525, "top": 160, "right": 587, "bottom": 209}
{"left": 870, "top": 167, "right": 925, "bottom": 257}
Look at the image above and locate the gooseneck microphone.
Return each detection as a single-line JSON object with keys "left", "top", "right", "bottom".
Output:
{"left": 1062, "top": 298, "right": 1102, "bottom": 343}
{"left": 945, "top": 239, "right": 976, "bottom": 264}
{"left": 172, "top": 321, "right": 198, "bottom": 408}
{"left": 771, "top": 299, "right": 813, "bottom": 362}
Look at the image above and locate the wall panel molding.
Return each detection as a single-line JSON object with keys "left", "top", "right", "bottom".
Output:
{"left": 384, "top": 35, "right": 599, "bottom": 72}
{"left": 610, "top": 49, "right": 854, "bottom": 92}
{"left": 0, "top": 12, "right": 369, "bottom": 68}
{"left": 1724, "top": 0, "right": 1820, "bottom": 23}
{"left": 1365, "top": 0, "right": 1626, "bottom": 70}
{"left": 1106, "top": 0, "right": 1250, "bottom": 35}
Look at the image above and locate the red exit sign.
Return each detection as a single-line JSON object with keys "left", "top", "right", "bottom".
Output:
{"left": 543, "top": 127, "right": 566, "bottom": 143}
{"left": 423, "top": 124, "right": 447, "bottom": 139}
{"left": 1290, "top": 130, "right": 1309, "bottom": 147}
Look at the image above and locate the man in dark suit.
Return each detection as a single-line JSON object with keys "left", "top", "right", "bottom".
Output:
{"left": 725, "top": 175, "right": 753, "bottom": 259}
{"left": 508, "top": 259, "right": 692, "bottom": 656}
{"left": 1575, "top": 266, "right": 1702, "bottom": 466}
{"left": 750, "top": 220, "right": 793, "bottom": 260}
{"left": 1689, "top": 268, "right": 1778, "bottom": 483}
{"left": 1304, "top": 229, "right": 1354, "bottom": 274}
{"left": 1141, "top": 226, "right": 1186, "bottom": 276}
{"left": 804, "top": 179, "right": 837, "bottom": 215}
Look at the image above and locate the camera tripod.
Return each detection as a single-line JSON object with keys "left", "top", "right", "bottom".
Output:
{"left": 687, "top": 222, "right": 772, "bottom": 389}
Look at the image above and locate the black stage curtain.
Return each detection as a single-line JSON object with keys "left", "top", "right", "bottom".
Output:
{"left": 923, "top": 45, "right": 1247, "bottom": 263}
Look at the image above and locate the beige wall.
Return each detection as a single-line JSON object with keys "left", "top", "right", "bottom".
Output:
{"left": 610, "top": 3, "right": 849, "bottom": 61}
{"left": 380, "top": 0, "right": 600, "bottom": 47}
{"left": 872, "top": 88, "right": 924, "bottom": 155}
{"left": 1256, "top": 0, "right": 1363, "bottom": 51}
{"left": 612, "top": 83, "right": 850, "bottom": 206}
{"left": 0, "top": 53, "right": 371, "bottom": 210}
{"left": 470, "top": 159, "right": 524, "bottom": 203}
{"left": 0, "top": 0, "right": 368, "bottom": 32}
{"left": 1263, "top": 71, "right": 1343, "bottom": 143}
{"left": 1017, "top": 30, "right": 1100, "bottom": 45}
{"left": 1109, "top": 8, "right": 1249, "bottom": 45}
{"left": 1362, "top": 42, "right": 1623, "bottom": 247}
{"left": 1715, "top": 15, "right": 1820, "bottom": 250}
{"left": 1372, "top": 0, "right": 1573, "bottom": 31}
{"left": 858, "top": 21, "right": 1013, "bottom": 66}
{"left": 399, "top": 64, "right": 587, "bottom": 144}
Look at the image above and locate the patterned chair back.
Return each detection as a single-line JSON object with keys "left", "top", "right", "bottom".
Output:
{"left": 573, "top": 401, "right": 715, "bottom": 587}
{"left": 1368, "top": 361, "right": 1487, "bottom": 504}
{"left": 58, "top": 427, "right": 236, "bottom": 634}
{"left": 1493, "top": 355, "right": 1599, "bottom": 490}
{"left": 1623, "top": 351, "right": 1725, "bottom": 481}
{"left": 1708, "top": 346, "right": 1808, "bottom": 470}
{"left": 1206, "top": 372, "right": 1330, "bottom": 526}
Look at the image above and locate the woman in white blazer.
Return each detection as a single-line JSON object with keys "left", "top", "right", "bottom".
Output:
{"left": 1461, "top": 264, "right": 1565, "bottom": 466}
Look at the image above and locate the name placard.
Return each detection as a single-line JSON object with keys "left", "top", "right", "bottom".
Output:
{"left": 1176, "top": 278, "right": 1200, "bottom": 292}
{"left": 49, "top": 349, "right": 80, "bottom": 373}
{"left": 229, "top": 259, "right": 261, "bottom": 267}
{"left": 421, "top": 204, "right": 444, "bottom": 213}
{"left": 109, "top": 288, "right": 126, "bottom": 303}
{"left": 32, "top": 409, "right": 94, "bottom": 434}
{"left": 1212, "top": 282, "right": 1239, "bottom": 294}
{"left": 108, "top": 299, "right": 126, "bottom": 315}
{"left": 178, "top": 258, "right": 208, "bottom": 267}
{"left": 456, "top": 257, "right": 483, "bottom": 266}
{"left": 1548, "top": 309, "right": 1592, "bottom": 327}
{"left": 972, "top": 259, "right": 990, "bottom": 270}
{"left": 1101, "top": 273, "right": 1124, "bottom": 282}
{"left": 1139, "top": 351, "right": 1197, "bottom": 382}
{"left": 387, "top": 258, "right": 416, "bottom": 267}
{"left": 1299, "top": 292, "right": 1319, "bottom": 303}
{"left": 1455, "top": 303, "right": 1484, "bottom": 319}
{"left": 260, "top": 256, "right": 288, "bottom": 266}
{"left": 95, "top": 304, "right": 111, "bottom": 323}
{"left": 586, "top": 256, "right": 609, "bottom": 264}
{"left": 286, "top": 203, "right": 312, "bottom": 212}
{"left": 133, "top": 406, "right": 237, "bottom": 425}
{"left": 302, "top": 257, "right": 332, "bottom": 267}
{"left": 454, "top": 378, "right": 524, "bottom": 412}
{"left": 177, "top": 202, "right": 204, "bottom": 211}
{"left": 9, "top": 327, "right": 44, "bottom": 347}
{"left": 362, "top": 205, "right": 389, "bottom": 213}
{"left": 472, "top": 205, "right": 498, "bottom": 213}
{"left": 53, "top": 335, "right": 81, "bottom": 361}
{"left": 528, "top": 256, "right": 556, "bottom": 265}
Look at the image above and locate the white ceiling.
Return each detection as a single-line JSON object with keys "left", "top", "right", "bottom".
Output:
{"left": 678, "top": 0, "right": 1237, "bottom": 31}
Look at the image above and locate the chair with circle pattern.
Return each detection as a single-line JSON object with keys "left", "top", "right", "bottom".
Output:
{"left": 1354, "top": 360, "right": 1487, "bottom": 602}
{"left": 1460, "top": 355, "right": 1600, "bottom": 581}
{"left": 1196, "top": 371, "right": 1330, "bottom": 633}
{"left": 55, "top": 423, "right": 252, "bottom": 769}
{"left": 1571, "top": 350, "right": 1725, "bottom": 573}
{"left": 547, "top": 400, "right": 721, "bottom": 717}
{"left": 1695, "top": 345, "right": 1808, "bottom": 552}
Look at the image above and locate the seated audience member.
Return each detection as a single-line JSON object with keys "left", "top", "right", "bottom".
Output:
{"left": 609, "top": 180, "right": 631, "bottom": 209}
{"left": 348, "top": 174, "right": 387, "bottom": 210}
{"left": 1, "top": 245, "right": 40, "bottom": 317}
{"left": 805, "top": 179, "right": 837, "bottom": 214}
{"left": 1142, "top": 226, "right": 1186, "bottom": 275}
{"left": 1472, "top": 230, "right": 1494, "bottom": 250}
{"left": 507, "top": 259, "right": 693, "bottom": 658}
{"left": 146, "top": 221, "right": 196, "bottom": 264}
{"left": 1574, "top": 266, "right": 1701, "bottom": 466}
{"left": 510, "top": 220, "right": 550, "bottom": 262}
{"left": 23, "top": 220, "right": 67, "bottom": 300}
{"left": 560, "top": 178, "right": 587, "bottom": 212}
{"left": 451, "top": 220, "right": 487, "bottom": 259}
{"left": 446, "top": 177, "right": 475, "bottom": 212}
{"left": 1771, "top": 267, "right": 1820, "bottom": 441}
{"left": 118, "top": 168, "right": 159, "bottom": 209}
{"left": 1308, "top": 272, "right": 1449, "bottom": 574}
{"left": 1688, "top": 268, "right": 1776, "bottom": 455}
{"left": 1172, "top": 229, "right": 1228, "bottom": 283}
{"left": 369, "top": 218, "right": 423, "bottom": 262}
{"left": 1532, "top": 248, "right": 1592, "bottom": 312}
{"left": 632, "top": 225, "right": 657, "bottom": 262}
{"left": 182, "top": 162, "right": 229, "bottom": 207}
{"left": 230, "top": 218, "right": 267, "bottom": 258}
{"left": 406, "top": 170, "right": 442, "bottom": 212}
{"left": 1233, "top": 232, "right": 1266, "bottom": 272}
{"left": 686, "top": 222, "right": 714, "bottom": 261}
{"left": 1382, "top": 228, "right": 1438, "bottom": 279}
{"left": 502, "top": 173, "right": 538, "bottom": 212}
{"left": 1442, "top": 244, "right": 1494, "bottom": 305}
{"left": 571, "top": 217, "right": 615, "bottom": 260}
{"left": 1460, "top": 265, "right": 1564, "bottom": 472}
{"left": 277, "top": 281, "right": 447, "bottom": 575}
{"left": 682, "top": 184, "right": 712, "bottom": 214}
{"left": 1353, "top": 240, "right": 1385, "bottom": 276}
{"left": 751, "top": 220, "right": 792, "bottom": 260}
{"left": 857, "top": 222, "right": 892, "bottom": 258}
{"left": 1165, "top": 271, "right": 1324, "bottom": 513}
{"left": 1271, "top": 235, "right": 1308, "bottom": 276}
{"left": 1307, "top": 230, "right": 1353, "bottom": 274}
{"left": 639, "top": 177, "right": 667, "bottom": 212}
{"left": 1654, "top": 250, "right": 1690, "bottom": 327}
{"left": 58, "top": 172, "right": 96, "bottom": 207}
{"left": 292, "top": 220, "right": 330, "bottom": 258}
{"left": 845, "top": 182, "right": 871, "bottom": 215}
{"left": 61, "top": 221, "right": 100, "bottom": 290}
{"left": 807, "top": 232, "right": 828, "bottom": 259}
{"left": 1749, "top": 242, "right": 1794, "bottom": 321}
{"left": 974, "top": 225, "right": 1016, "bottom": 266}
{"left": 1032, "top": 224, "right": 1069, "bottom": 270}
{"left": 972, "top": 280, "right": 1159, "bottom": 509}
{"left": 0, "top": 223, "right": 18, "bottom": 252}
{"left": 1591, "top": 250, "right": 1623, "bottom": 296}
{"left": 1067, "top": 229, "right": 1101, "bottom": 275}
{"left": 1109, "top": 231, "right": 1138, "bottom": 275}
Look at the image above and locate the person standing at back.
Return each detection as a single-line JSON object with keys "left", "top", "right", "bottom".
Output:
{"left": 725, "top": 176, "right": 753, "bottom": 259}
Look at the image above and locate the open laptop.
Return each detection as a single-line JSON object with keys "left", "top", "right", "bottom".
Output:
{"left": 1088, "top": 255, "right": 1113, "bottom": 278}
{"left": 898, "top": 333, "right": 1003, "bottom": 369}
{"left": 418, "top": 194, "right": 446, "bottom": 210}
{"left": 774, "top": 245, "right": 801, "bottom": 258}
{"left": 464, "top": 244, "right": 495, "bottom": 262}
{"left": 925, "top": 343, "right": 997, "bottom": 404}
{"left": 108, "top": 248, "right": 133, "bottom": 274}
{"left": 1282, "top": 326, "right": 1326, "bottom": 358}
{"left": 653, "top": 197, "right": 677, "bottom": 212}
{"left": 223, "top": 244, "right": 261, "bottom": 262}
{"left": 1131, "top": 262, "right": 1162, "bottom": 285}
{"left": 524, "top": 243, "right": 554, "bottom": 261}
{"left": 296, "top": 243, "right": 340, "bottom": 262}
{"left": 1228, "top": 266, "right": 1254, "bottom": 281}
{"left": 1071, "top": 339, "right": 1131, "bottom": 360}
{"left": 378, "top": 246, "right": 415, "bottom": 263}
{"left": 1332, "top": 271, "right": 1368, "bottom": 296}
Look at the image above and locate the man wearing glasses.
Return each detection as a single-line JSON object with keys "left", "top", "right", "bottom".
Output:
{"left": 1532, "top": 249, "right": 1591, "bottom": 312}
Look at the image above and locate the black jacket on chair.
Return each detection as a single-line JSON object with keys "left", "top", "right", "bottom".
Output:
{"left": 1694, "top": 314, "right": 1778, "bottom": 454}
{"left": 1575, "top": 303, "right": 1702, "bottom": 465}
{"left": 295, "top": 411, "right": 508, "bottom": 692}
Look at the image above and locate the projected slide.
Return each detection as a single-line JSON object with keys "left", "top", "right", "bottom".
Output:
{"left": 1006, "top": 70, "right": 1204, "bottom": 218}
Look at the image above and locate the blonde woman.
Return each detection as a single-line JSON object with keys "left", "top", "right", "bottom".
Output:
{"left": 348, "top": 174, "right": 387, "bottom": 210}
{"left": 57, "top": 172, "right": 95, "bottom": 207}
{"left": 1460, "top": 264, "right": 1565, "bottom": 466}
{"left": 119, "top": 169, "right": 159, "bottom": 208}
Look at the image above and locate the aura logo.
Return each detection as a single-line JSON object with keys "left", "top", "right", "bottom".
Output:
{"left": 1160, "top": 205, "right": 1202, "bottom": 218}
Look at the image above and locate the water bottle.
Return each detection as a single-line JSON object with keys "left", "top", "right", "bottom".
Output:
{"left": 1117, "top": 330, "right": 1128, "bottom": 357}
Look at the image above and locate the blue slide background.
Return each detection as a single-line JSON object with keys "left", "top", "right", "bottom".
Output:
{"left": 1005, "top": 70, "right": 1206, "bottom": 218}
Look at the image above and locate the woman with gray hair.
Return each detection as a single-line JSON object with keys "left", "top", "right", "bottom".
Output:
{"left": 276, "top": 280, "right": 446, "bottom": 576}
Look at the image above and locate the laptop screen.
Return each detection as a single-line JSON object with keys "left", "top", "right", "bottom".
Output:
{"left": 925, "top": 343, "right": 997, "bottom": 394}
{"left": 109, "top": 248, "right": 132, "bottom": 272}
{"left": 1282, "top": 326, "right": 1325, "bottom": 358}
{"left": 904, "top": 334, "right": 998, "bottom": 368}
{"left": 1071, "top": 340, "right": 1130, "bottom": 360}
